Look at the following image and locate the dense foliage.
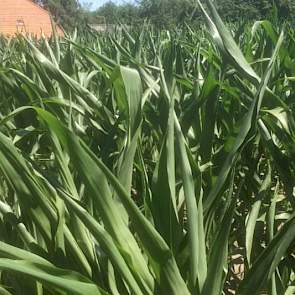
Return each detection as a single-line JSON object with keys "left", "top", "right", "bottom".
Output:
{"left": 0, "top": 0, "right": 295, "bottom": 294}
{"left": 95, "top": 0, "right": 295, "bottom": 27}
{"left": 34, "top": 0, "right": 295, "bottom": 30}
{"left": 34, "top": 0, "right": 89, "bottom": 30}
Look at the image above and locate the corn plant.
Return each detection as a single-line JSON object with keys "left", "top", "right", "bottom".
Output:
{"left": 0, "top": 1, "right": 295, "bottom": 294}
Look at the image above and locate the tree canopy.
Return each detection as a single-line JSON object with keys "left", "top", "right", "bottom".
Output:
{"left": 34, "top": 0, "right": 89, "bottom": 30}
{"left": 35, "top": 0, "right": 295, "bottom": 30}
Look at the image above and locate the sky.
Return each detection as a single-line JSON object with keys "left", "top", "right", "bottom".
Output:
{"left": 80, "top": 0, "right": 128, "bottom": 10}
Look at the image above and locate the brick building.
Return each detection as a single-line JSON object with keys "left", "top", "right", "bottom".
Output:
{"left": 0, "top": 0, "right": 63, "bottom": 37}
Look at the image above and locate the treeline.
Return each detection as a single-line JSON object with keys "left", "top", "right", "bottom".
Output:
{"left": 94, "top": 0, "right": 295, "bottom": 27}
{"left": 35, "top": 0, "right": 295, "bottom": 30}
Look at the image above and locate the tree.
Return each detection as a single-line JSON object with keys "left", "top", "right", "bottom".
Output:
{"left": 94, "top": 1, "right": 140, "bottom": 25}
{"left": 34, "top": 0, "right": 90, "bottom": 30}
{"left": 138, "top": 0, "right": 195, "bottom": 28}
{"left": 213, "top": 0, "right": 260, "bottom": 21}
{"left": 95, "top": 1, "right": 118, "bottom": 24}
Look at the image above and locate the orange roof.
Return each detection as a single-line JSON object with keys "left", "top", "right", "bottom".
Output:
{"left": 0, "top": 0, "right": 64, "bottom": 37}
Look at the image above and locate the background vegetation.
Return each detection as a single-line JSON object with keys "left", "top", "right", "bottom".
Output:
{"left": 35, "top": 0, "right": 295, "bottom": 29}
{"left": 94, "top": 0, "right": 295, "bottom": 27}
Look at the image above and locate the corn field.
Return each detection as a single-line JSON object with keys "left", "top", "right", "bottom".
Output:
{"left": 0, "top": 1, "right": 295, "bottom": 294}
